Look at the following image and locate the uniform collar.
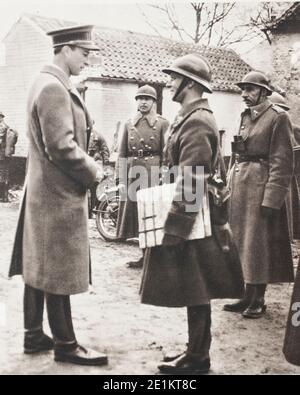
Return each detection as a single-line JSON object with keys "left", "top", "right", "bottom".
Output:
{"left": 41, "top": 64, "right": 86, "bottom": 110}
{"left": 243, "top": 99, "right": 272, "bottom": 121}
{"left": 132, "top": 110, "right": 158, "bottom": 127}
{"left": 178, "top": 97, "right": 211, "bottom": 118}
{"left": 41, "top": 64, "right": 73, "bottom": 91}
{"left": 169, "top": 98, "right": 211, "bottom": 130}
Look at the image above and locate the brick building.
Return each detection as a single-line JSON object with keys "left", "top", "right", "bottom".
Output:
{"left": 0, "top": 13, "right": 252, "bottom": 165}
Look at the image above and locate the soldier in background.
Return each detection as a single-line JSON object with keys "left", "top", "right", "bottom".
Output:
{"left": 0, "top": 112, "right": 18, "bottom": 202}
{"left": 115, "top": 85, "right": 169, "bottom": 268}
{"left": 224, "top": 72, "right": 294, "bottom": 318}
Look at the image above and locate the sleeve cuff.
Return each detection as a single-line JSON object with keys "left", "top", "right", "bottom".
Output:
{"left": 262, "top": 183, "right": 289, "bottom": 209}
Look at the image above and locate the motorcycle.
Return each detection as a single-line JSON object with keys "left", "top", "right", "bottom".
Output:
{"left": 93, "top": 174, "right": 120, "bottom": 241}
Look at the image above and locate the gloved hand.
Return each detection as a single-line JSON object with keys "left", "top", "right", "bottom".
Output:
{"left": 261, "top": 206, "right": 278, "bottom": 218}
{"left": 162, "top": 233, "right": 184, "bottom": 246}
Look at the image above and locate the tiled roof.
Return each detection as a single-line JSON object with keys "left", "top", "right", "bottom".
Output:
{"left": 24, "top": 13, "right": 252, "bottom": 93}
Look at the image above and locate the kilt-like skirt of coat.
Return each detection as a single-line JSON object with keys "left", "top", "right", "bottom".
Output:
{"left": 140, "top": 228, "right": 244, "bottom": 307}
{"left": 283, "top": 257, "right": 300, "bottom": 366}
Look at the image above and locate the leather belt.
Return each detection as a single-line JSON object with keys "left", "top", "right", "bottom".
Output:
{"left": 235, "top": 154, "right": 268, "bottom": 163}
{"left": 129, "top": 149, "right": 159, "bottom": 158}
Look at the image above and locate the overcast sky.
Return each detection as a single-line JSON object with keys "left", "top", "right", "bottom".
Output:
{"left": 0, "top": 0, "right": 279, "bottom": 41}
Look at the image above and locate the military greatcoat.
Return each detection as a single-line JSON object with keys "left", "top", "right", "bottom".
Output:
{"left": 116, "top": 110, "right": 169, "bottom": 239}
{"left": 140, "top": 98, "right": 244, "bottom": 307}
{"left": 8, "top": 65, "right": 99, "bottom": 295}
{"left": 229, "top": 99, "right": 294, "bottom": 284}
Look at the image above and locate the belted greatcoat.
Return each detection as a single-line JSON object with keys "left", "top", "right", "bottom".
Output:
{"left": 229, "top": 99, "right": 294, "bottom": 284}
{"left": 116, "top": 110, "right": 169, "bottom": 239}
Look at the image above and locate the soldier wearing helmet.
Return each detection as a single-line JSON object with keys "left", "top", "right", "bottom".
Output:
{"left": 116, "top": 84, "right": 169, "bottom": 268}
{"left": 140, "top": 53, "right": 244, "bottom": 374}
{"left": 269, "top": 91, "right": 290, "bottom": 111}
{"left": 269, "top": 91, "right": 300, "bottom": 145}
{"left": 224, "top": 71, "right": 294, "bottom": 319}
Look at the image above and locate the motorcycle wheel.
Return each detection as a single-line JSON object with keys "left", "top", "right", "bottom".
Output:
{"left": 95, "top": 194, "right": 119, "bottom": 241}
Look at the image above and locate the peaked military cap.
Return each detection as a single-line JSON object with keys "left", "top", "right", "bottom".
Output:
{"left": 47, "top": 25, "right": 99, "bottom": 51}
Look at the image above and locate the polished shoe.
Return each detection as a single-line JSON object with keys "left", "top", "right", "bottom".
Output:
{"left": 54, "top": 344, "right": 108, "bottom": 366}
{"left": 126, "top": 257, "right": 143, "bottom": 269}
{"left": 223, "top": 299, "right": 250, "bottom": 313}
{"left": 24, "top": 332, "right": 54, "bottom": 354}
{"left": 158, "top": 354, "right": 210, "bottom": 374}
{"left": 242, "top": 300, "right": 267, "bottom": 319}
{"left": 162, "top": 350, "right": 185, "bottom": 362}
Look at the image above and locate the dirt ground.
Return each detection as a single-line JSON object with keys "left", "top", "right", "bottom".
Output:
{"left": 1, "top": 196, "right": 300, "bottom": 375}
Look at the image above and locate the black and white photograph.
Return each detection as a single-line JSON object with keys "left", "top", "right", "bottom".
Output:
{"left": 0, "top": 0, "right": 300, "bottom": 376}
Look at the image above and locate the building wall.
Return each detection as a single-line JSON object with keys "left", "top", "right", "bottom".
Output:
{"left": 241, "top": 40, "right": 274, "bottom": 75}
{"left": 0, "top": 17, "right": 52, "bottom": 157}
{"left": 242, "top": 26, "right": 300, "bottom": 125}
{"left": 85, "top": 80, "right": 138, "bottom": 153}
{"left": 270, "top": 29, "right": 300, "bottom": 124}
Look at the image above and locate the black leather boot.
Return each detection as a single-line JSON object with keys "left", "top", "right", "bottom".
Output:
{"left": 223, "top": 284, "right": 255, "bottom": 313}
{"left": 158, "top": 305, "right": 211, "bottom": 374}
{"left": 242, "top": 285, "right": 267, "bottom": 319}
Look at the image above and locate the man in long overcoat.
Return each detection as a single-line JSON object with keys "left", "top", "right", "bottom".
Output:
{"left": 140, "top": 53, "right": 244, "bottom": 374}
{"left": 116, "top": 85, "right": 169, "bottom": 268}
{"left": 8, "top": 25, "right": 108, "bottom": 366}
{"left": 224, "top": 71, "right": 294, "bottom": 319}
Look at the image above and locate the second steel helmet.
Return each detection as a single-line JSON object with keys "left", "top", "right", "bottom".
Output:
{"left": 162, "top": 53, "right": 212, "bottom": 93}
{"left": 269, "top": 92, "right": 290, "bottom": 111}
{"left": 236, "top": 71, "right": 272, "bottom": 96}
{"left": 135, "top": 85, "right": 157, "bottom": 101}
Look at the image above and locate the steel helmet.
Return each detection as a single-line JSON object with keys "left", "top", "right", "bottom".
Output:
{"left": 269, "top": 91, "right": 290, "bottom": 111}
{"left": 236, "top": 71, "right": 272, "bottom": 96}
{"left": 135, "top": 85, "right": 157, "bottom": 101}
{"left": 162, "top": 53, "right": 212, "bottom": 94}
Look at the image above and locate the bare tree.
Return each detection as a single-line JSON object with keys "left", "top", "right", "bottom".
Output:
{"left": 137, "top": 2, "right": 294, "bottom": 49}
{"left": 247, "top": 2, "right": 295, "bottom": 45}
{"left": 137, "top": 2, "right": 262, "bottom": 48}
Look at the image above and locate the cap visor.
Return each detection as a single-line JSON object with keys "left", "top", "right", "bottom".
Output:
{"left": 77, "top": 43, "right": 99, "bottom": 51}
